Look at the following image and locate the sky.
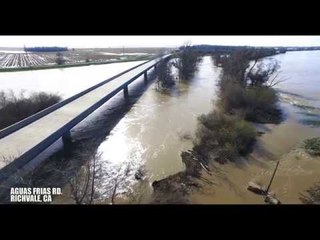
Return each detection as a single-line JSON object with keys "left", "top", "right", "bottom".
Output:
{"left": 0, "top": 36, "right": 320, "bottom": 48}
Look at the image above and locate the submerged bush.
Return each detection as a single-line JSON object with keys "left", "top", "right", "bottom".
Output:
{"left": 194, "top": 111, "right": 257, "bottom": 163}
{"left": 156, "top": 59, "right": 175, "bottom": 89}
{"left": 172, "top": 46, "right": 202, "bottom": 81}
{"left": 304, "top": 137, "right": 320, "bottom": 156}
{"left": 218, "top": 78, "right": 281, "bottom": 123}
{"left": 0, "top": 90, "right": 61, "bottom": 130}
{"left": 218, "top": 77, "right": 246, "bottom": 113}
{"left": 243, "top": 87, "right": 282, "bottom": 123}
{"left": 300, "top": 182, "right": 320, "bottom": 204}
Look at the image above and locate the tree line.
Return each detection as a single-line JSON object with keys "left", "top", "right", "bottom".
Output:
{"left": 24, "top": 47, "right": 68, "bottom": 52}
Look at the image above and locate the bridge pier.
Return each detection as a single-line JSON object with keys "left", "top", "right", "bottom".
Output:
{"left": 62, "top": 130, "right": 72, "bottom": 148}
{"left": 144, "top": 72, "right": 147, "bottom": 85}
{"left": 123, "top": 85, "right": 129, "bottom": 99}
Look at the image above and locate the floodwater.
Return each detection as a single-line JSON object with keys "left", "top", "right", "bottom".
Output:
{"left": 0, "top": 60, "right": 145, "bottom": 98}
{"left": 42, "top": 52, "right": 320, "bottom": 204}
{"left": 2, "top": 51, "right": 319, "bottom": 204}
{"left": 191, "top": 51, "right": 320, "bottom": 204}
{"left": 88, "top": 56, "right": 220, "bottom": 203}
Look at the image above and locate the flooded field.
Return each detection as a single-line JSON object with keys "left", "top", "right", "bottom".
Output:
{"left": 0, "top": 60, "right": 145, "bottom": 98}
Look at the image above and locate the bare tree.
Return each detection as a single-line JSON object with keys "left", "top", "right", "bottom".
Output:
{"left": 110, "top": 163, "right": 131, "bottom": 204}
{"left": 247, "top": 59, "right": 286, "bottom": 87}
{"left": 69, "top": 152, "right": 100, "bottom": 204}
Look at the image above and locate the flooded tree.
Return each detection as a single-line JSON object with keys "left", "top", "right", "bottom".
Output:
{"left": 69, "top": 152, "right": 99, "bottom": 204}
{"left": 215, "top": 49, "right": 283, "bottom": 123}
{"left": 156, "top": 58, "right": 175, "bottom": 90}
{"left": 247, "top": 59, "right": 285, "bottom": 87}
{"left": 172, "top": 44, "right": 202, "bottom": 81}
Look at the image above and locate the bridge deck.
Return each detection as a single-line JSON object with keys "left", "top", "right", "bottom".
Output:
{"left": 0, "top": 58, "right": 159, "bottom": 170}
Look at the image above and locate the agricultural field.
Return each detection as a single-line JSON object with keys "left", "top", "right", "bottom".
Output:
{"left": 0, "top": 53, "right": 53, "bottom": 68}
{"left": 0, "top": 48, "right": 169, "bottom": 70}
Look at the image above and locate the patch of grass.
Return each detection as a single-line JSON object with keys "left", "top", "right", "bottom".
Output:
{"left": 304, "top": 137, "right": 320, "bottom": 156}
{"left": 300, "top": 182, "right": 320, "bottom": 204}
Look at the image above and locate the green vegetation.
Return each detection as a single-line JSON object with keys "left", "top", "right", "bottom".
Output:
{"left": 216, "top": 50, "right": 282, "bottom": 123}
{"left": 151, "top": 48, "right": 283, "bottom": 202}
{"left": 300, "top": 182, "right": 320, "bottom": 204}
{"left": 191, "top": 49, "right": 282, "bottom": 164}
{"left": 194, "top": 111, "right": 256, "bottom": 163}
{"left": 304, "top": 137, "right": 320, "bottom": 156}
{"left": 0, "top": 91, "right": 61, "bottom": 130}
{"left": 156, "top": 58, "right": 175, "bottom": 90}
{"left": 172, "top": 45, "right": 202, "bottom": 81}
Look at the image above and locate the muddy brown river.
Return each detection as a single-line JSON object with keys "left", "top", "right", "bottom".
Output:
{"left": 88, "top": 56, "right": 221, "bottom": 203}
{"left": 191, "top": 51, "right": 320, "bottom": 204}
{"left": 3, "top": 52, "right": 318, "bottom": 204}
{"left": 91, "top": 52, "right": 320, "bottom": 204}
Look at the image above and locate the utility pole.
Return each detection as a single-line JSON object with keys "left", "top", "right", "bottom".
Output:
{"left": 265, "top": 160, "right": 280, "bottom": 194}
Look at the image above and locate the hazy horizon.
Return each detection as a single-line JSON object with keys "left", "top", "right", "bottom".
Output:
{"left": 0, "top": 36, "right": 320, "bottom": 48}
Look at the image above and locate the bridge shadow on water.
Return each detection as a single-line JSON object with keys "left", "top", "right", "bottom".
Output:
{"left": 0, "top": 70, "right": 158, "bottom": 203}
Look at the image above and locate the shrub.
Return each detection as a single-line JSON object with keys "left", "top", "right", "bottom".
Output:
{"left": 172, "top": 46, "right": 201, "bottom": 80}
{"left": 218, "top": 77, "right": 246, "bottom": 113}
{"left": 300, "top": 182, "right": 320, "bottom": 204}
{"left": 194, "top": 111, "right": 256, "bottom": 163}
{"left": 0, "top": 91, "right": 61, "bottom": 130}
{"left": 156, "top": 59, "right": 175, "bottom": 89}
{"left": 304, "top": 138, "right": 320, "bottom": 156}
{"left": 243, "top": 87, "right": 282, "bottom": 123}
{"left": 218, "top": 79, "right": 282, "bottom": 123}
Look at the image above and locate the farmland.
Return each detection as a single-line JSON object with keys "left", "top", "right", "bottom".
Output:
{"left": 0, "top": 53, "right": 55, "bottom": 68}
{"left": 0, "top": 47, "right": 168, "bottom": 71}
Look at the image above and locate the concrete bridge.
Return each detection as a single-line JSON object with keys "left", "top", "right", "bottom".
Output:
{"left": 0, "top": 55, "right": 170, "bottom": 184}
